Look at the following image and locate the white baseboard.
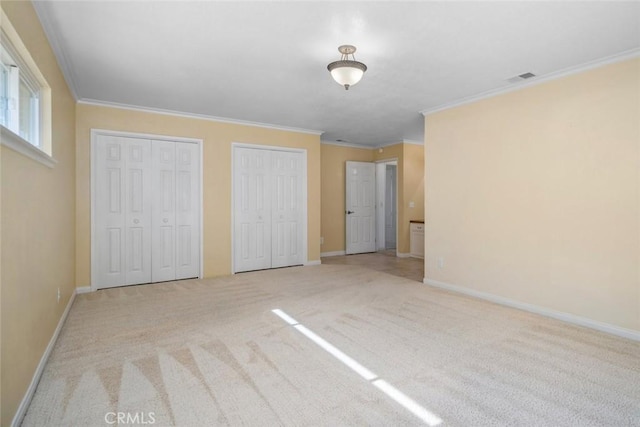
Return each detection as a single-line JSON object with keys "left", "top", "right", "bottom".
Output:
{"left": 304, "top": 260, "right": 321, "bottom": 266}
{"left": 320, "top": 250, "right": 345, "bottom": 257}
{"left": 12, "top": 289, "right": 77, "bottom": 427}
{"left": 76, "top": 286, "right": 92, "bottom": 294}
{"left": 396, "top": 252, "right": 411, "bottom": 258}
{"left": 424, "top": 278, "right": 640, "bottom": 342}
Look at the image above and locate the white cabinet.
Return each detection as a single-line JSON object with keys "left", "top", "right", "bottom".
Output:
{"left": 410, "top": 221, "right": 424, "bottom": 258}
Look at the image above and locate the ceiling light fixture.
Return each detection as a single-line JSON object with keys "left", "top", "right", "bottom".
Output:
{"left": 327, "top": 45, "right": 367, "bottom": 90}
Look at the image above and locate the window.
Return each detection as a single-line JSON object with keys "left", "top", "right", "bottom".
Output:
{"left": 0, "top": 9, "right": 53, "bottom": 166}
{"left": 1, "top": 46, "right": 40, "bottom": 146}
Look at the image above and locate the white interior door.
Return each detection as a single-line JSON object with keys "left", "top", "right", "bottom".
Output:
{"left": 271, "top": 150, "right": 304, "bottom": 268}
{"left": 175, "top": 142, "right": 200, "bottom": 279}
{"left": 95, "top": 134, "right": 200, "bottom": 289}
{"left": 124, "top": 138, "right": 153, "bottom": 285}
{"left": 345, "top": 161, "right": 376, "bottom": 255}
{"left": 95, "top": 135, "right": 152, "bottom": 288}
{"left": 234, "top": 147, "right": 272, "bottom": 272}
{"left": 95, "top": 136, "right": 127, "bottom": 288}
{"left": 233, "top": 146, "right": 305, "bottom": 273}
{"left": 151, "top": 141, "right": 176, "bottom": 282}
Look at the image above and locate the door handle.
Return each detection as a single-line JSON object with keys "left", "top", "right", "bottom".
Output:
{"left": 133, "top": 219, "right": 140, "bottom": 224}
{"left": 163, "top": 218, "right": 168, "bottom": 223}
{"left": 346, "top": 210, "right": 354, "bottom": 215}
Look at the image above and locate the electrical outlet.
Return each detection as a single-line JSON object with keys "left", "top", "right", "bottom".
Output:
{"left": 409, "top": 201, "right": 415, "bottom": 208}
{"left": 437, "top": 257, "right": 444, "bottom": 269}
{"left": 57, "top": 287, "right": 61, "bottom": 303}
{"left": 320, "top": 237, "right": 324, "bottom": 245}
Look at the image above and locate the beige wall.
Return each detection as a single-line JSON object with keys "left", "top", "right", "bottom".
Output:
{"left": 401, "top": 144, "right": 426, "bottom": 228}
{"left": 1, "top": 1, "right": 77, "bottom": 424}
{"left": 320, "top": 142, "right": 424, "bottom": 255}
{"left": 425, "top": 58, "right": 640, "bottom": 331}
{"left": 320, "top": 144, "right": 373, "bottom": 253}
{"left": 76, "top": 104, "right": 321, "bottom": 284}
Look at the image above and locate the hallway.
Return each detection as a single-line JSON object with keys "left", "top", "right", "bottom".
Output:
{"left": 321, "top": 250, "right": 424, "bottom": 282}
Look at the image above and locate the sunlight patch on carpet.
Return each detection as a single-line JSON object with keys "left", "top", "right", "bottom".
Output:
{"left": 272, "top": 308, "right": 443, "bottom": 426}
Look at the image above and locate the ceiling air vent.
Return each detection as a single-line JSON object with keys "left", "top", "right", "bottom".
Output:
{"left": 507, "top": 72, "right": 536, "bottom": 83}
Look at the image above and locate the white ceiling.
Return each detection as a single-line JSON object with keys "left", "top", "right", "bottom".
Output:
{"left": 34, "top": 1, "right": 640, "bottom": 147}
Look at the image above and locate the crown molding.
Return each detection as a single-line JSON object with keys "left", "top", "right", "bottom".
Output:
{"left": 32, "top": 1, "right": 80, "bottom": 101}
{"left": 421, "top": 48, "right": 640, "bottom": 116}
{"left": 78, "top": 99, "right": 324, "bottom": 136}
{"left": 320, "top": 140, "right": 374, "bottom": 149}
{"left": 375, "top": 139, "right": 424, "bottom": 148}
{"left": 376, "top": 141, "right": 403, "bottom": 149}
{"left": 401, "top": 139, "right": 423, "bottom": 146}
{"left": 320, "top": 139, "right": 424, "bottom": 150}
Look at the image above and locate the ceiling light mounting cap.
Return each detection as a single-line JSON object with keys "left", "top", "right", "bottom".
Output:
{"left": 338, "top": 45, "right": 357, "bottom": 55}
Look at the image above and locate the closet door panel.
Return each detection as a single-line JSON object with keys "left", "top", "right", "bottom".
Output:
{"left": 271, "top": 151, "right": 303, "bottom": 268}
{"left": 95, "top": 136, "right": 200, "bottom": 289}
{"left": 234, "top": 148, "right": 271, "bottom": 272}
{"left": 152, "top": 141, "right": 177, "bottom": 282}
{"left": 124, "top": 138, "right": 152, "bottom": 285}
{"left": 175, "top": 142, "right": 200, "bottom": 279}
{"left": 95, "top": 136, "right": 126, "bottom": 288}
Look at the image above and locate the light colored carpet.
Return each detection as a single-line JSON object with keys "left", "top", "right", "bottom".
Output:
{"left": 22, "top": 264, "right": 640, "bottom": 426}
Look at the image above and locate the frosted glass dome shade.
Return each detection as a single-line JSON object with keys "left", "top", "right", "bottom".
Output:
{"left": 327, "top": 60, "right": 367, "bottom": 90}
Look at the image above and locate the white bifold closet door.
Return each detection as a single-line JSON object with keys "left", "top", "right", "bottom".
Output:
{"left": 95, "top": 135, "right": 152, "bottom": 287}
{"left": 95, "top": 135, "right": 200, "bottom": 289}
{"left": 234, "top": 147, "right": 304, "bottom": 273}
{"left": 151, "top": 141, "right": 200, "bottom": 282}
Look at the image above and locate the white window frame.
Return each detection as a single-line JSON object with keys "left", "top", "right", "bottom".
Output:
{"left": 0, "top": 9, "right": 54, "bottom": 168}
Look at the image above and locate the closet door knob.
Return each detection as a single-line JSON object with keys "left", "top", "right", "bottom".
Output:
{"left": 163, "top": 218, "right": 168, "bottom": 223}
{"left": 133, "top": 219, "right": 140, "bottom": 224}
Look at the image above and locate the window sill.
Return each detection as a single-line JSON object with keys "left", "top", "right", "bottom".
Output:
{"left": 0, "top": 125, "right": 56, "bottom": 168}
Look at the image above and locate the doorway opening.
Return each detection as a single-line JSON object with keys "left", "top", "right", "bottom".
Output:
{"left": 376, "top": 160, "right": 398, "bottom": 253}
